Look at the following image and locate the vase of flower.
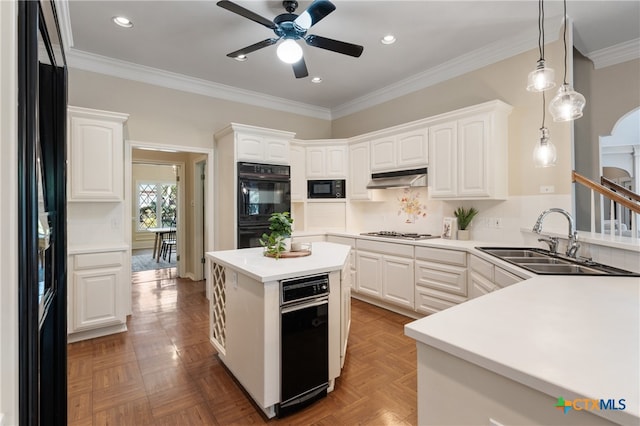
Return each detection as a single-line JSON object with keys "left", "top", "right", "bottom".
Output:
{"left": 259, "top": 212, "right": 294, "bottom": 258}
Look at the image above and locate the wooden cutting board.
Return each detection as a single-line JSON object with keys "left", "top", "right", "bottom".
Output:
{"left": 264, "top": 250, "right": 311, "bottom": 259}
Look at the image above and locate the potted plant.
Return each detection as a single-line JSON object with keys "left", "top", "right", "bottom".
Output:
{"left": 454, "top": 206, "right": 479, "bottom": 240}
{"left": 260, "top": 212, "right": 294, "bottom": 258}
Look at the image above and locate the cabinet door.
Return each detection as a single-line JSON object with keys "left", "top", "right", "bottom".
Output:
{"left": 290, "top": 145, "right": 306, "bottom": 200}
{"left": 382, "top": 255, "right": 414, "bottom": 308}
{"left": 396, "top": 128, "right": 428, "bottom": 169}
{"left": 349, "top": 142, "right": 372, "bottom": 200}
{"left": 469, "top": 271, "right": 498, "bottom": 299}
{"left": 356, "top": 251, "right": 382, "bottom": 297}
{"left": 305, "top": 147, "right": 326, "bottom": 178}
{"left": 68, "top": 116, "right": 123, "bottom": 201}
{"left": 236, "top": 133, "right": 265, "bottom": 162}
{"left": 428, "top": 122, "right": 457, "bottom": 198}
{"left": 73, "top": 268, "right": 125, "bottom": 331}
{"left": 370, "top": 137, "right": 396, "bottom": 172}
{"left": 325, "top": 146, "right": 347, "bottom": 177}
{"left": 264, "top": 137, "right": 290, "bottom": 164}
{"left": 458, "top": 114, "right": 490, "bottom": 197}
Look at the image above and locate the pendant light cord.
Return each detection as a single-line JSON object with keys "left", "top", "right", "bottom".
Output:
{"left": 537, "top": 0, "right": 545, "bottom": 61}
{"left": 541, "top": 91, "right": 546, "bottom": 128}
{"left": 562, "top": 0, "right": 568, "bottom": 84}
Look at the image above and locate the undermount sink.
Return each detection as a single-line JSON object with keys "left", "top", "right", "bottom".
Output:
{"left": 522, "top": 263, "right": 607, "bottom": 275}
{"left": 476, "top": 247, "right": 639, "bottom": 276}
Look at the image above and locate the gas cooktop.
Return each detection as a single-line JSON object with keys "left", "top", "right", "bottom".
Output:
{"left": 360, "top": 231, "right": 440, "bottom": 241}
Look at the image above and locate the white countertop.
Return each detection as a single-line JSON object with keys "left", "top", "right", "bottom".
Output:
{"left": 404, "top": 276, "right": 640, "bottom": 425}
{"left": 206, "top": 242, "right": 350, "bottom": 282}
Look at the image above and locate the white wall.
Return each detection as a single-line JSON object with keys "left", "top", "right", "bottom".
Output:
{"left": 0, "top": 0, "right": 19, "bottom": 423}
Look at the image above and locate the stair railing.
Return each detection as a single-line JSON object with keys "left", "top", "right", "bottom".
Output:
{"left": 572, "top": 170, "right": 640, "bottom": 238}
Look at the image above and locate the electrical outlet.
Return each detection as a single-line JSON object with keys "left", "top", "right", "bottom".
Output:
{"left": 487, "top": 217, "right": 494, "bottom": 228}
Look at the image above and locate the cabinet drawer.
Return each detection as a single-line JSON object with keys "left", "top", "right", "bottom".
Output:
{"left": 415, "top": 260, "right": 467, "bottom": 297}
{"left": 415, "top": 246, "right": 466, "bottom": 266}
{"left": 494, "top": 267, "right": 524, "bottom": 288}
{"left": 470, "top": 255, "right": 493, "bottom": 280}
{"left": 357, "top": 239, "right": 414, "bottom": 257}
{"left": 74, "top": 251, "right": 123, "bottom": 270}
{"left": 415, "top": 287, "right": 466, "bottom": 315}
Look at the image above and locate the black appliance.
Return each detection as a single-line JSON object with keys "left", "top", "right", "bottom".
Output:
{"left": 307, "top": 179, "right": 345, "bottom": 199}
{"left": 237, "top": 162, "right": 290, "bottom": 248}
{"left": 276, "top": 274, "right": 330, "bottom": 418}
{"left": 360, "top": 231, "right": 440, "bottom": 241}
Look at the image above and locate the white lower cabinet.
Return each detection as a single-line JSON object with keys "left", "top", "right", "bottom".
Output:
{"left": 470, "top": 255, "right": 526, "bottom": 298}
{"left": 68, "top": 250, "right": 128, "bottom": 341}
{"left": 356, "top": 239, "right": 414, "bottom": 310}
{"left": 414, "top": 246, "right": 468, "bottom": 315}
{"left": 382, "top": 255, "right": 414, "bottom": 309}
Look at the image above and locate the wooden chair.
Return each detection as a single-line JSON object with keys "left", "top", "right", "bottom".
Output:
{"left": 160, "top": 229, "right": 177, "bottom": 262}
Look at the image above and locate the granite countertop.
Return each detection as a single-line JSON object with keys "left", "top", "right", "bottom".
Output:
{"left": 206, "top": 241, "right": 350, "bottom": 282}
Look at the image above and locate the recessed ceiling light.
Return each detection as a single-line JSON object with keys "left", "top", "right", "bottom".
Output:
{"left": 112, "top": 16, "right": 133, "bottom": 28}
{"left": 381, "top": 34, "right": 396, "bottom": 45}
{"left": 234, "top": 55, "right": 248, "bottom": 62}
{"left": 311, "top": 77, "right": 322, "bottom": 84}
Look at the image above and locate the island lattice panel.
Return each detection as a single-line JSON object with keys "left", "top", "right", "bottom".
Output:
{"left": 209, "top": 262, "right": 226, "bottom": 352}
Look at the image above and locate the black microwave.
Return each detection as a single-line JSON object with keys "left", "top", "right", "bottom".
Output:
{"left": 307, "top": 179, "right": 346, "bottom": 199}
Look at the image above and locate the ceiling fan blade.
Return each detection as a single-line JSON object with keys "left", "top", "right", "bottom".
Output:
{"left": 305, "top": 35, "right": 364, "bottom": 58}
{"left": 217, "top": 1, "right": 277, "bottom": 30}
{"left": 226, "top": 38, "right": 279, "bottom": 58}
{"left": 292, "top": 57, "right": 309, "bottom": 79}
{"left": 294, "top": 0, "right": 336, "bottom": 30}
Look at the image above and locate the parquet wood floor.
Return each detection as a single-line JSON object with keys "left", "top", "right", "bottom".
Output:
{"left": 68, "top": 268, "right": 418, "bottom": 425}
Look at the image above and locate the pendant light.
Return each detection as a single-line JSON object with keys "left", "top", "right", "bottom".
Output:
{"left": 534, "top": 92, "right": 557, "bottom": 167}
{"left": 527, "top": 0, "right": 555, "bottom": 92}
{"left": 549, "top": 0, "right": 586, "bottom": 121}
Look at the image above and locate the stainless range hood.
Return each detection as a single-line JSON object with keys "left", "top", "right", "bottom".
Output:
{"left": 366, "top": 167, "right": 427, "bottom": 189}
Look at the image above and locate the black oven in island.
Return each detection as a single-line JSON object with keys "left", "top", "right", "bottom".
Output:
{"left": 237, "top": 162, "right": 291, "bottom": 248}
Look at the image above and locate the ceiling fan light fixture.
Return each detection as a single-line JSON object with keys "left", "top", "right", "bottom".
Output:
{"left": 277, "top": 39, "right": 303, "bottom": 64}
{"left": 112, "top": 16, "right": 133, "bottom": 28}
{"left": 381, "top": 34, "right": 396, "bottom": 45}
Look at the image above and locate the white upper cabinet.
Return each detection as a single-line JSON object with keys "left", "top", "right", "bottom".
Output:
{"left": 236, "top": 130, "right": 291, "bottom": 165}
{"left": 290, "top": 142, "right": 306, "bottom": 201}
{"left": 348, "top": 141, "right": 374, "bottom": 200}
{"left": 371, "top": 127, "right": 428, "bottom": 172}
{"left": 67, "top": 106, "right": 129, "bottom": 202}
{"left": 305, "top": 142, "right": 347, "bottom": 178}
{"left": 429, "top": 101, "right": 512, "bottom": 200}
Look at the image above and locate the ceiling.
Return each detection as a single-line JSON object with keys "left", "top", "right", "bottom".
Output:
{"left": 62, "top": 1, "right": 640, "bottom": 117}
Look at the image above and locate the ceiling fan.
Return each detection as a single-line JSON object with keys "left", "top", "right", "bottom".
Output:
{"left": 217, "top": 0, "right": 364, "bottom": 78}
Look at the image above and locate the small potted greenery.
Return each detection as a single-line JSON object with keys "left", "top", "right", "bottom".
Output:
{"left": 454, "top": 206, "right": 479, "bottom": 240}
{"left": 260, "top": 212, "right": 294, "bottom": 258}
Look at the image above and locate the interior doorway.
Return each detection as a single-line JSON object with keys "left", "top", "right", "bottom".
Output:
{"left": 124, "top": 141, "right": 214, "bottom": 296}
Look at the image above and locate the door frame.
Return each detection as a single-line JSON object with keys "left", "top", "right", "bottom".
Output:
{"left": 124, "top": 140, "right": 214, "bottom": 286}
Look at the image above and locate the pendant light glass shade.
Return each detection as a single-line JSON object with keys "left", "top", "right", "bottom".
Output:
{"left": 549, "top": 84, "right": 586, "bottom": 122}
{"left": 527, "top": 59, "right": 555, "bottom": 92}
{"left": 533, "top": 127, "right": 557, "bottom": 167}
{"left": 276, "top": 39, "right": 303, "bottom": 64}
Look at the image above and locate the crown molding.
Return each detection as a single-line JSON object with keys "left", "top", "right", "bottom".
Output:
{"left": 331, "top": 19, "right": 562, "bottom": 120}
{"left": 55, "top": 0, "right": 74, "bottom": 49}
{"left": 587, "top": 38, "right": 640, "bottom": 69}
{"left": 67, "top": 49, "right": 332, "bottom": 120}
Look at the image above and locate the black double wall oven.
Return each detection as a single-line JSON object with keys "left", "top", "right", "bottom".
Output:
{"left": 237, "top": 162, "right": 291, "bottom": 248}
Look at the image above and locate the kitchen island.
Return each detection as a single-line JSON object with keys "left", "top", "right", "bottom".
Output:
{"left": 404, "top": 275, "right": 640, "bottom": 426}
{"left": 205, "top": 242, "right": 351, "bottom": 419}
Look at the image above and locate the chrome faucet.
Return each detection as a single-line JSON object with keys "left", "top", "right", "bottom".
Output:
{"left": 533, "top": 208, "right": 580, "bottom": 258}
{"left": 537, "top": 236, "right": 559, "bottom": 254}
